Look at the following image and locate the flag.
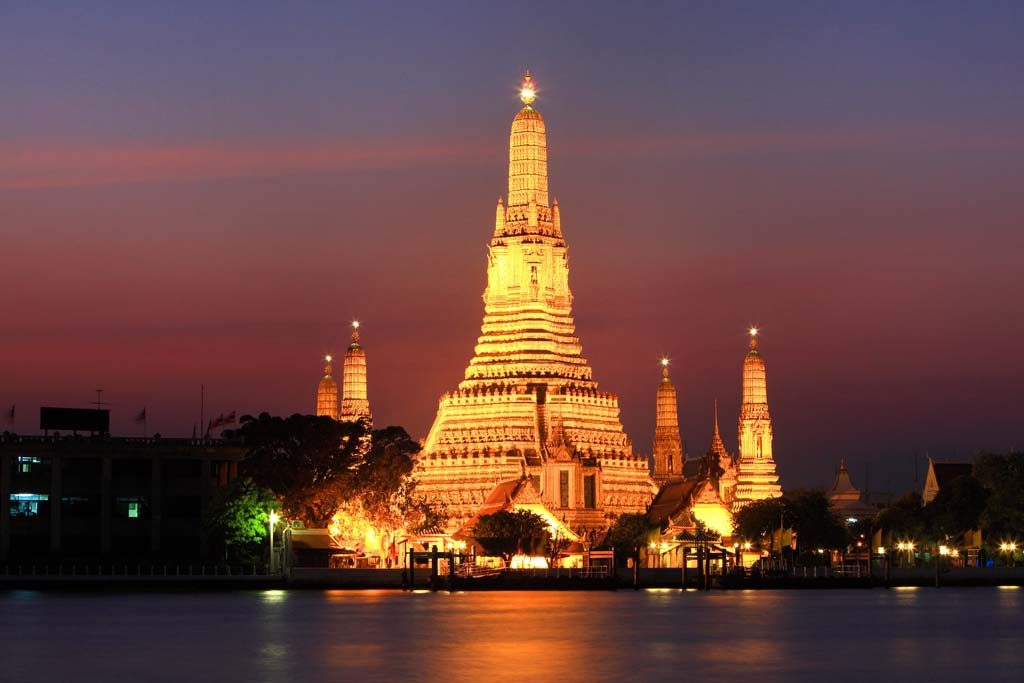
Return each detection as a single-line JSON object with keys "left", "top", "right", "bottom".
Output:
{"left": 134, "top": 408, "right": 147, "bottom": 423}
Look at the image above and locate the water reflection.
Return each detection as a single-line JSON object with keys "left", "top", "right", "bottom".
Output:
{"left": 0, "top": 589, "right": 1021, "bottom": 682}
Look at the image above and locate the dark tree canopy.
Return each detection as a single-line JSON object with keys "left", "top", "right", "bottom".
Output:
{"left": 783, "top": 489, "right": 849, "bottom": 555}
{"left": 237, "top": 412, "right": 368, "bottom": 526}
{"left": 974, "top": 451, "right": 1024, "bottom": 538}
{"left": 735, "top": 492, "right": 847, "bottom": 557}
{"left": 733, "top": 497, "right": 786, "bottom": 544}
{"left": 602, "top": 513, "right": 656, "bottom": 560}
{"left": 925, "top": 475, "right": 989, "bottom": 541}
{"left": 473, "top": 509, "right": 550, "bottom": 562}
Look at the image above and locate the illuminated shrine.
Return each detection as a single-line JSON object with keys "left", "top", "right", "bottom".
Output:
{"left": 415, "top": 72, "right": 656, "bottom": 530}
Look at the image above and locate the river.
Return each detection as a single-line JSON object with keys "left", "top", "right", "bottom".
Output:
{"left": 1, "top": 587, "right": 1020, "bottom": 681}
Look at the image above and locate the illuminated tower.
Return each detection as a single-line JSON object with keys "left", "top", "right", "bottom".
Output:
{"left": 340, "top": 321, "right": 372, "bottom": 425}
{"left": 733, "top": 328, "right": 782, "bottom": 509}
{"left": 315, "top": 355, "right": 339, "bottom": 419}
{"left": 652, "top": 359, "right": 684, "bottom": 484}
{"left": 418, "top": 72, "right": 655, "bottom": 526}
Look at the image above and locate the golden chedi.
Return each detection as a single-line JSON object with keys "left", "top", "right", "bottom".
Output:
{"left": 316, "top": 355, "right": 339, "bottom": 418}
{"left": 652, "top": 359, "right": 684, "bottom": 484}
{"left": 417, "top": 72, "right": 655, "bottom": 528}
{"left": 732, "top": 328, "right": 782, "bottom": 509}
{"left": 340, "top": 321, "right": 372, "bottom": 425}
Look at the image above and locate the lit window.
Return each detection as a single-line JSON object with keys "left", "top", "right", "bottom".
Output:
{"left": 128, "top": 502, "right": 140, "bottom": 519}
{"left": 17, "top": 456, "right": 41, "bottom": 474}
{"left": 10, "top": 493, "right": 48, "bottom": 517}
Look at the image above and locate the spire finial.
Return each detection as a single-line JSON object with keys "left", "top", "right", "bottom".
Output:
{"left": 351, "top": 320, "right": 361, "bottom": 344}
{"left": 713, "top": 398, "right": 720, "bottom": 434}
{"left": 520, "top": 70, "right": 537, "bottom": 106}
{"left": 323, "top": 354, "right": 334, "bottom": 376}
{"left": 660, "top": 357, "right": 670, "bottom": 380}
{"left": 748, "top": 326, "right": 759, "bottom": 350}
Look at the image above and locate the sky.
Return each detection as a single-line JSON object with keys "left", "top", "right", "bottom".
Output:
{"left": 2, "top": 1, "right": 1023, "bottom": 491}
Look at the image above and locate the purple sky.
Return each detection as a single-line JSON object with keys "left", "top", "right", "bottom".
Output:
{"left": 3, "top": 1, "right": 1023, "bottom": 491}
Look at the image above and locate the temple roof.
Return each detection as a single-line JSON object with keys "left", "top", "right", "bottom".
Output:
{"left": 647, "top": 478, "right": 702, "bottom": 527}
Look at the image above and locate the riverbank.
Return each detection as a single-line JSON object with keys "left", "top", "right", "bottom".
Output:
{"left": 3, "top": 566, "right": 1023, "bottom": 591}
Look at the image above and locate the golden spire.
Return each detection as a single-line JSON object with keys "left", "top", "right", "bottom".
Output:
{"left": 519, "top": 70, "right": 537, "bottom": 106}
{"left": 316, "top": 354, "right": 339, "bottom": 418}
{"left": 508, "top": 70, "right": 548, "bottom": 208}
{"left": 653, "top": 357, "right": 683, "bottom": 482}
{"left": 710, "top": 399, "right": 727, "bottom": 458}
{"left": 748, "top": 326, "right": 759, "bottom": 351}
{"left": 340, "top": 320, "right": 371, "bottom": 425}
{"left": 494, "top": 196, "right": 505, "bottom": 234}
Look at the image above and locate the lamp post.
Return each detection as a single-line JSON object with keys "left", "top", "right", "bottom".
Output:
{"left": 269, "top": 510, "right": 279, "bottom": 575}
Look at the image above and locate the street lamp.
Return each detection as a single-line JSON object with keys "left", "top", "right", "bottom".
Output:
{"left": 269, "top": 510, "right": 280, "bottom": 574}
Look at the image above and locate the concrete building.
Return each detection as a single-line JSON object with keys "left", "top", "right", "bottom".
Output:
{"left": 1, "top": 433, "right": 244, "bottom": 562}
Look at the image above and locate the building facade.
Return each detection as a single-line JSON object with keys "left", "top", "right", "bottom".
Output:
{"left": 1, "top": 433, "right": 244, "bottom": 562}
{"left": 416, "top": 72, "right": 655, "bottom": 529}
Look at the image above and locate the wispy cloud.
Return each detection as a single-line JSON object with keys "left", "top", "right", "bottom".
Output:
{"left": 3, "top": 127, "right": 1021, "bottom": 190}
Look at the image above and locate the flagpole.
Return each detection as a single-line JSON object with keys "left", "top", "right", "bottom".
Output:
{"left": 200, "top": 384, "right": 205, "bottom": 444}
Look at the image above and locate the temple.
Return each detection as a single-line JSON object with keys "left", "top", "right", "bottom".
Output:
{"left": 652, "top": 359, "right": 684, "bottom": 484}
{"left": 731, "top": 328, "right": 783, "bottom": 509}
{"left": 827, "top": 459, "right": 877, "bottom": 521}
{"left": 416, "top": 72, "right": 656, "bottom": 530}
{"left": 312, "top": 322, "right": 372, "bottom": 425}
{"left": 316, "top": 355, "right": 339, "bottom": 418}
{"left": 340, "top": 322, "right": 372, "bottom": 425}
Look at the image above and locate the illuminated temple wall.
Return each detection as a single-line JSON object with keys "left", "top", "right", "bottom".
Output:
{"left": 417, "top": 73, "right": 655, "bottom": 526}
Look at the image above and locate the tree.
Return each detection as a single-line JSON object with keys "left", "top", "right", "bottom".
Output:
{"left": 330, "top": 426, "right": 446, "bottom": 558}
{"left": 237, "top": 412, "right": 366, "bottom": 526}
{"left": 544, "top": 531, "right": 573, "bottom": 568}
{"left": 734, "top": 497, "right": 786, "bottom": 548}
{"left": 603, "top": 513, "right": 656, "bottom": 563}
{"left": 783, "top": 489, "right": 850, "bottom": 558}
{"left": 473, "top": 510, "right": 550, "bottom": 565}
{"left": 876, "top": 491, "right": 928, "bottom": 543}
{"left": 203, "top": 477, "right": 279, "bottom": 562}
{"left": 925, "top": 475, "right": 989, "bottom": 542}
{"left": 974, "top": 451, "right": 1024, "bottom": 540}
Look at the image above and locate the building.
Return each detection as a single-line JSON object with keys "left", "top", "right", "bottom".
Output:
{"left": 731, "top": 328, "right": 783, "bottom": 509}
{"left": 922, "top": 458, "right": 973, "bottom": 505}
{"left": 1, "top": 432, "right": 244, "bottom": 562}
{"left": 416, "top": 72, "right": 656, "bottom": 530}
{"left": 313, "top": 321, "right": 372, "bottom": 425}
{"left": 316, "top": 355, "right": 339, "bottom": 418}
{"left": 651, "top": 359, "right": 684, "bottom": 484}
{"left": 827, "top": 459, "right": 879, "bottom": 522}
{"left": 340, "top": 322, "right": 372, "bottom": 424}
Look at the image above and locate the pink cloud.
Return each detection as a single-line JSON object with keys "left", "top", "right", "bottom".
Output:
{"left": 3, "top": 127, "right": 1021, "bottom": 190}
